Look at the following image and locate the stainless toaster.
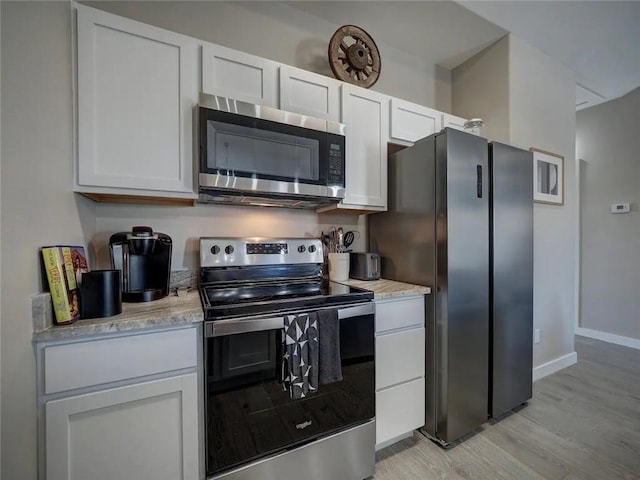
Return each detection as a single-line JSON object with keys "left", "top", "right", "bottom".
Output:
{"left": 349, "top": 253, "right": 380, "bottom": 281}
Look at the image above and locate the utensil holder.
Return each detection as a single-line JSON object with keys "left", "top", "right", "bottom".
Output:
{"left": 80, "top": 270, "right": 122, "bottom": 319}
{"left": 328, "top": 252, "right": 350, "bottom": 281}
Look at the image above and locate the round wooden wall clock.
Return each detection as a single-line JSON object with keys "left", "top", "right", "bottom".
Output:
{"left": 328, "top": 25, "right": 381, "bottom": 88}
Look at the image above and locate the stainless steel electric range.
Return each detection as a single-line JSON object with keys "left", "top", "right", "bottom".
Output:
{"left": 199, "top": 237, "right": 375, "bottom": 480}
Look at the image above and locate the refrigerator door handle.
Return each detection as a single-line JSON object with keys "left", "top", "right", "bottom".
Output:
{"left": 476, "top": 165, "right": 483, "bottom": 198}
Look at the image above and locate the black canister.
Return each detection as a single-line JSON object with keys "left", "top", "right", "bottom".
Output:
{"left": 80, "top": 270, "right": 122, "bottom": 319}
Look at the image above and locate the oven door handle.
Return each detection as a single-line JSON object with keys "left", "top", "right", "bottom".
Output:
{"left": 205, "top": 302, "right": 374, "bottom": 337}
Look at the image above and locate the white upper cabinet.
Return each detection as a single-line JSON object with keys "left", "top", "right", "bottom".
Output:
{"left": 202, "top": 43, "right": 278, "bottom": 107}
{"left": 338, "top": 85, "right": 389, "bottom": 211}
{"left": 73, "top": 7, "right": 466, "bottom": 208}
{"left": 442, "top": 112, "right": 467, "bottom": 131}
{"left": 279, "top": 66, "right": 340, "bottom": 121}
{"left": 76, "top": 5, "right": 198, "bottom": 198}
{"left": 389, "top": 98, "right": 440, "bottom": 145}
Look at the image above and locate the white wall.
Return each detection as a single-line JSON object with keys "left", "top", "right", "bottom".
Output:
{"left": 85, "top": 1, "right": 450, "bottom": 110}
{"left": 451, "top": 36, "right": 510, "bottom": 143}
{"left": 508, "top": 35, "right": 577, "bottom": 367}
{"left": 576, "top": 87, "right": 640, "bottom": 341}
{"left": 1, "top": 3, "right": 96, "bottom": 479}
{"left": 452, "top": 34, "right": 577, "bottom": 369}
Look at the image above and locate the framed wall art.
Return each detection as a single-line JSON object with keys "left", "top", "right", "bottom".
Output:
{"left": 530, "top": 148, "right": 564, "bottom": 205}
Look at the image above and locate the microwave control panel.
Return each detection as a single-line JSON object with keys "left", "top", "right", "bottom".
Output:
{"left": 327, "top": 141, "right": 344, "bottom": 185}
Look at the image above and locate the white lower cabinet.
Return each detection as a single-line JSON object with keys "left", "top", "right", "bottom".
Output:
{"left": 46, "top": 374, "right": 199, "bottom": 480}
{"left": 375, "top": 295, "right": 426, "bottom": 448}
{"left": 38, "top": 327, "right": 200, "bottom": 480}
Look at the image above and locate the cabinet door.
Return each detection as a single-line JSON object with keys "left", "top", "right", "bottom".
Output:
{"left": 390, "top": 98, "right": 440, "bottom": 144}
{"left": 340, "top": 85, "right": 389, "bottom": 209}
{"left": 76, "top": 5, "right": 197, "bottom": 194}
{"left": 279, "top": 66, "right": 340, "bottom": 121}
{"left": 202, "top": 43, "right": 278, "bottom": 107}
{"left": 46, "top": 373, "right": 198, "bottom": 480}
{"left": 441, "top": 113, "right": 467, "bottom": 131}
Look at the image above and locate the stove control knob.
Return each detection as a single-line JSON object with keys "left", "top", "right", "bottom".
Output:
{"left": 308, "top": 245, "right": 316, "bottom": 253}
{"left": 298, "top": 245, "right": 306, "bottom": 253}
{"left": 210, "top": 245, "right": 220, "bottom": 255}
{"left": 225, "top": 245, "right": 234, "bottom": 255}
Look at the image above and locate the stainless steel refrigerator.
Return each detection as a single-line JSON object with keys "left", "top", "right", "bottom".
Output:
{"left": 369, "top": 128, "right": 533, "bottom": 445}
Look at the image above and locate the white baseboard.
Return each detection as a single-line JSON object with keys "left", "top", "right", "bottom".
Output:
{"left": 576, "top": 327, "right": 640, "bottom": 350}
{"left": 533, "top": 352, "right": 578, "bottom": 382}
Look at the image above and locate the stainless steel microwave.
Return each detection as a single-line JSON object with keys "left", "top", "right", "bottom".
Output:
{"left": 198, "top": 94, "right": 346, "bottom": 209}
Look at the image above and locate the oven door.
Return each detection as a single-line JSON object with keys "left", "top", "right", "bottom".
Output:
{"left": 198, "top": 103, "right": 345, "bottom": 200}
{"left": 203, "top": 302, "right": 375, "bottom": 477}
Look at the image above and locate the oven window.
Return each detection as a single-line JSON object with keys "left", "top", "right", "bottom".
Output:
{"left": 205, "top": 313, "right": 374, "bottom": 476}
{"left": 207, "top": 121, "right": 320, "bottom": 181}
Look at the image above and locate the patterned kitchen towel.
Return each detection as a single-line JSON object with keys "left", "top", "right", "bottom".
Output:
{"left": 317, "top": 308, "right": 343, "bottom": 385}
{"left": 282, "top": 312, "right": 319, "bottom": 399}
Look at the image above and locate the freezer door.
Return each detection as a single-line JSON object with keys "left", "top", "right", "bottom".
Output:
{"left": 489, "top": 142, "right": 534, "bottom": 418}
{"left": 435, "top": 129, "right": 490, "bottom": 443}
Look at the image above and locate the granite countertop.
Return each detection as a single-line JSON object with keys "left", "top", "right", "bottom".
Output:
{"left": 32, "top": 290, "right": 203, "bottom": 342}
{"left": 338, "top": 278, "right": 431, "bottom": 299}
{"left": 31, "top": 275, "right": 429, "bottom": 341}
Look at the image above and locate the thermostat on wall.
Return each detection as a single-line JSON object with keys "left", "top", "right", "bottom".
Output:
{"left": 610, "top": 203, "right": 630, "bottom": 213}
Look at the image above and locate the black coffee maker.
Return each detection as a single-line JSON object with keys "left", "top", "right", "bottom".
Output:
{"left": 109, "top": 226, "right": 172, "bottom": 302}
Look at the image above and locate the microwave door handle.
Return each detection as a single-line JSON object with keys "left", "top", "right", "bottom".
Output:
{"left": 205, "top": 303, "right": 375, "bottom": 337}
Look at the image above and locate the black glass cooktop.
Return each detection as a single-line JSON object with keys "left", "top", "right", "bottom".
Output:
{"left": 200, "top": 281, "right": 373, "bottom": 320}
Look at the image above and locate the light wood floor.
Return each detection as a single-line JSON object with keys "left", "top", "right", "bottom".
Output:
{"left": 373, "top": 336, "right": 640, "bottom": 479}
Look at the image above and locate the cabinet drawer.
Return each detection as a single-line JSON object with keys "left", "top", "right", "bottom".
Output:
{"left": 376, "top": 377, "right": 425, "bottom": 446}
{"left": 375, "top": 296, "right": 425, "bottom": 334}
{"left": 376, "top": 327, "right": 425, "bottom": 390}
{"left": 44, "top": 328, "right": 197, "bottom": 395}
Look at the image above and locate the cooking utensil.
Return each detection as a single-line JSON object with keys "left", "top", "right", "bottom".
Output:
{"left": 343, "top": 231, "right": 355, "bottom": 249}
{"left": 336, "top": 228, "right": 345, "bottom": 252}
{"left": 324, "top": 227, "right": 357, "bottom": 253}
